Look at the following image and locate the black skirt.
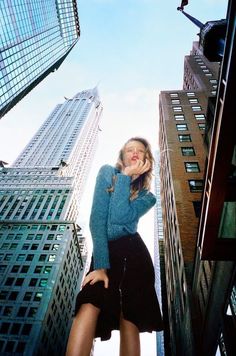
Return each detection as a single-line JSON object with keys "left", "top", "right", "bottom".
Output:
{"left": 74, "top": 233, "right": 164, "bottom": 341}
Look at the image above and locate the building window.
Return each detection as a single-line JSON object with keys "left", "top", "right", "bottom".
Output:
{"left": 56, "top": 234, "right": 63, "bottom": 240}
{"left": 39, "top": 279, "right": 48, "bottom": 287}
{"left": 11, "top": 323, "right": 21, "bottom": 335}
{"left": 9, "top": 291, "right": 19, "bottom": 300}
{"left": 48, "top": 254, "right": 56, "bottom": 262}
{"left": 173, "top": 106, "right": 182, "bottom": 112}
{"left": 210, "top": 79, "right": 218, "bottom": 84}
{"left": 178, "top": 134, "right": 191, "bottom": 142}
{"left": 47, "top": 234, "right": 54, "bottom": 240}
{"left": 15, "top": 278, "right": 24, "bottom": 286}
{"left": 15, "top": 342, "right": 26, "bottom": 353}
{"left": 3, "top": 306, "right": 13, "bottom": 316}
{"left": 186, "top": 92, "right": 195, "bottom": 97}
{"left": 35, "top": 234, "right": 43, "bottom": 240}
{"left": 174, "top": 114, "right": 185, "bottom": 121}
{"left": 44, "top": 266, "right": 52, "bottom": 274}
{"left": 194, "top": 114, "right": 205, "bottom": 120}
{"left": 21, "top": 265, "right": 29, "bottom": 273}
{"left": 198, "top": 123, "right": 206, "bottom": 130}
{"left": 34, "top": 292, "right": 43, "bottom": 301}
{"left": 0, "top": 265, "right": 7, "bottom": 273}
{"left": 26, "top": 254, "right": 34, "bottom": 261}
{"left": 5, "top": 277, "right": 14, "bottom": 286}
{"left": 4, "top": 254, "right": 13, "bottom": 261}
{"left": 29, "top": 278, "right": 38, "bottom": 287}
{"left": 185, "top": 162, "right": 200, "bottom": 172}
{"left": 16, "top": 254, "right": 25, "bottom": 261}
{"left": 23, "top": 292, "right": 33, "bottom": 301}
{"left": 0, "top": 322, "right": 10, "bottom": 335}
{"left": 181, "top": 147, "right": 195, "bottom": 156}
{"left": 0, "top": 291, "right": 8, "bottom": 300}
{"left": 39, "top": 225, "right": 47, "bottom": 231}
{"left": 21, "top": 324, "right": 32, "bottom": 336}
{"left": 34, "top": 266, "right": 43, "bottom": 273}
{"left": 43, "top": 244, "right": 50, "bottom": 250}
{"left": 28, "top": 307, "right": 38, "bottom": 318}
{"left": 193, "top": 201, "right": 202, "bottom": 217}
{"left": 189, "top": 98, "right": 199, "bottom": 104}
{"left": 171, "top": 99, "right": 180, "bottom": 104}
{"left": 58, "top": 225, "right": 66, "bottom": 232}
{"left": 5, "top": 341, "right": 15, "bottom": 352}
{"left": 176, "top": 124, "right": 188, "bottom": 131}
{"left": 189, "top": 180, "right": 204, "bottom": 192}
{"left": 170, "top": 93, "right": 179, "bottom": 98}
{"left": 192, "top": 106, "right": 202, "bottom": 112}
{"left": 17, "top": 307, "right": 27, "bottom": 317}
{"left": 26, "top": 234, "right": 34, "bottom": 240}
{"left": 1, "top": 243, "right": 9, "bottom": 250}
{"left": 10, "top": 243, "right": 18, "bottom": 250}
{"left": 39, "top": 254, "right": 47, "bottom": 261}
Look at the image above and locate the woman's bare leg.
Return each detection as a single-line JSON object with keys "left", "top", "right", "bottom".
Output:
{"left": 119, "top": 315, "right": 140, "bottom": 356}
{"left": 66, "top": 303, "right": 100, "bottom": 356}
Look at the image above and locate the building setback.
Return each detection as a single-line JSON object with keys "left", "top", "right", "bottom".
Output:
{"left": 0, "top": 0, "right": 80, "bottom": 119}
{"left": 0, "top": 88, "right": 103, "bottom": 355}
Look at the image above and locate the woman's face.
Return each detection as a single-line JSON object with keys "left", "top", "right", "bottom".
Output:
{"left": 122, "top": 140, "right": 146, "bottom": 167}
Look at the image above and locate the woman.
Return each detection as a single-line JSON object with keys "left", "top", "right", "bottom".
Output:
{"left": 66, "top": 137, "right": 163, "bottom": 356}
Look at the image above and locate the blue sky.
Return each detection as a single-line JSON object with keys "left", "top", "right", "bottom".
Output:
{"left": 0, "top": 1, "right": 227, "bottom": 354}
{"left": 0, "top": 0, "right": 227, "bottom": 167}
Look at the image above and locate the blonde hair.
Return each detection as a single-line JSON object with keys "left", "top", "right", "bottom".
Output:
{"left": 110, "top": 137, "right": 154, "bottom": 200}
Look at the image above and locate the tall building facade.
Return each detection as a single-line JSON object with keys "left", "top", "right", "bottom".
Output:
{"left": 154, "top": 153, "right": 165, "bottom": 356}
{"left": 0, "top": 88, "right": 103, "bottom": 355}
{"left": 158, "top": 42, "right": 219, "bottom": 355}
{"left": 159, "top": 2, "right": 236, "bottom": 353}
{"left": 191, "top": 1, "right": 236, "bottom": 354}
{"left": 0, "top": 0, "right": 80, "bottom": 119}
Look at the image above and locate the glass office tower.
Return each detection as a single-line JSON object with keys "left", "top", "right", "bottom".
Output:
{"left": 154, "top": 153, "right": 165, "bottom": 356}
{"left": 0, "top": 0, "right": 80, "bottom": 118}
{"left": 0, "top": 88, "right": 103, "bottom": 355}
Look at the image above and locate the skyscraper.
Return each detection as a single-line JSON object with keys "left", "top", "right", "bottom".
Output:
{"left": 191, "top": 1, "right": 236, "bottom": 354}
{"left": 159, "top": 1, "right": 236, "bottom": 353}
{"left": 0, "top": 88, "right": 103, "bottom": 355}
{"left": 158, "top": 43, "right": 219, "bottom": 355}
{"left": 0, "top": 0, "right": 80, "bottom": 119}
{"left": 154, "top": 153, "right": 165, "bottom": 356}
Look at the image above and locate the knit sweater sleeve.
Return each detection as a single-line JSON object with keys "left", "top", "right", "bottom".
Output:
{"left": 109, "top": 173, "right": 156, "bottom": 224}
{"left": 89, "top": 165, "right": 113, "bottom": 270}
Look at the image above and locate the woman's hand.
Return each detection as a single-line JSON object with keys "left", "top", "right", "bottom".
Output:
{"left": 82, "top": 269, "right": 109, "bottom": 289}
{"left": 123, "top": 159, "right": 151, "bottom": 178}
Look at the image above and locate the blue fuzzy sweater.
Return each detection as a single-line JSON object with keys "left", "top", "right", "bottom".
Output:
{"left": 89, "top": 165, "right": 156, "bottom": 269}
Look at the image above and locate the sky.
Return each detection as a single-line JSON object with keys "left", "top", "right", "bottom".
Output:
{"left": 0, "top": 0, "right": 227, "bottom": 355}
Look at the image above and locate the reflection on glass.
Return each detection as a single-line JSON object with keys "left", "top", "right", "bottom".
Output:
{"left": 218, "top": 202, "right": 236, "bottom": 238}
{"left": 230, "top": 286, "right": 236, "bottom": 316}
{"left": 218, "top": 147, "right": 236, "bottom": 239}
